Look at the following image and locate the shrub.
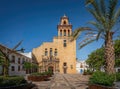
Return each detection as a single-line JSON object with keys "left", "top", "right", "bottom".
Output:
{"left": 0, "top": 76, "right": 27, "bottom": 87}
{"left": 31, "top": 70, "right": 53, "bottom": 76}
{"left": 89, "top": 71, "right": 115, "bottom": 86}
{"left": 83, "top": 69, "right": 93, "bottom": 75}
{"left": 116, "top": 72, "right": 120, "bottom": 81}
{"left": 31, "top": 72, "right": 42, "bottom": 76}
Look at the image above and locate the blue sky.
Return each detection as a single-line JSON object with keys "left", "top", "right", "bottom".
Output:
{"left": 0, "top": 0, "right": 106, "bottom": 60}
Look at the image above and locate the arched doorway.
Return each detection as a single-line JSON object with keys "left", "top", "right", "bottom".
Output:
{"left": 48, "top": 66, "right": 54, "bottom": 74}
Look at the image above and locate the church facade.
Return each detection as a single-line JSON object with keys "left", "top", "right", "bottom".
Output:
{"left": 32, "top": 15, "right": 76, "bottom": 74}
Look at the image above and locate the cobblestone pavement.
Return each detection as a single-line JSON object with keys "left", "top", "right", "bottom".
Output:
{"left": 32, "top": 73, "right": 90, "bottom": 89}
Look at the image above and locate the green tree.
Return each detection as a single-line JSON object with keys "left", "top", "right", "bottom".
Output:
{"left": 72, "top": 0, "right": 120, "bottom": 74}
{"left": 86, "top": 39, "right": 120, "bottom": 71}
{"left": 23, "top": 62, "right": 32, "bottom": 69}
{"left": 86, "top": 48, "right": 104, "bottom": 71}
{"left": 114, "top": 38, "right": 120, "bottom": 67}
{"left": 23, "top": 62, "right": 38, "bottom": 73}
{"left": 114, "top": 38, "right": 120, "bottom": 59}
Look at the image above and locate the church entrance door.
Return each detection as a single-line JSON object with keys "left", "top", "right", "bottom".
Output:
{"left": 48, "top": 66, "right": 54, "bottom": 74}
{"left": 63, "top": 68, "right": 67, "bottom": 74}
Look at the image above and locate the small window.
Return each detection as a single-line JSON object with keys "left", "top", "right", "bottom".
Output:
{"left": 26, "top": 59, "right": 28, "bottom": 62}
{"left": 45, "top": 48, "right": 48, "bottom": 56}
{"left": 54, "top": 49, "right": 57, "bottom": 56}
{"left": 63, "top": 21, "right": 66, "bottom": 25}
{"left": 22, "top": 66, "right": 25, "bottom": 70}
{"left": 63, "top": 40, "right": 67, "bottom": 47}
{"left": 71, "top": 65, "right": 73, "bottom": 69}
{"left": 18, "top": 66, "right": 20, "bottom": 71}
{"left": 11, "top": 66, "right": 15, "bottom": 71}
{"left": 63, "top": 62, "right": 67, "bottom": 66}
{"left": 22, "top": 58, "right": 25, "bottom": 64}
{"left": 18, "top": 58, "right": 21, "bottom": 64}
{"left": 118, "top": 69, "right": 120, "bottom": 72}
{"left": 11, "top": 55, "right": 15, "bottom": 63}
{"left": 80, "top": 64, "right": 83, "bottom": 68}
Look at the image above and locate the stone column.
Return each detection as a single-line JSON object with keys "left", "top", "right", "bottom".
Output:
{"left": 58, "top": 29, "right": 60, "bottom": 36}
{"left": 66, "top": 29, "right": 68, "bottom": 36}
{"left": 62, "top": 29, "right": 64, "bottom": 36}
{"left": 70, "top": 29, "right": 72, "bottom": 35}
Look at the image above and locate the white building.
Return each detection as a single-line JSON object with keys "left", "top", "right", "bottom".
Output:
{"left": 0, "top": 44, "right": 37, "bottom": 76}
{"left": 76, "top": 60, "right": 88, "bottom": 74}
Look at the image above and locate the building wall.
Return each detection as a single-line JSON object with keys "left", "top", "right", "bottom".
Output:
{"left": 0, "top": 44, "right": 34, "bottom": 76}
{"left": 8, "top": 53, "right": 30, "bottom": 76}
{"left": 33, "top": 38, "right": 76, "bottom": 74}
{"left": 76, "top": 61, "right": 88, "bottom": 74}
{"left": 32, "top": 15, "right": 76, "bottom": 74}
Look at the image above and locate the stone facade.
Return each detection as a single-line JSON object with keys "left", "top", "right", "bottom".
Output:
{"left": 32, "top": 15, "right": 76, "bottom": 74}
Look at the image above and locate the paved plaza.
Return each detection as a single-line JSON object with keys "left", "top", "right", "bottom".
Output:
{"left": 32, "top": 73, "right": 90, "bottom": 89}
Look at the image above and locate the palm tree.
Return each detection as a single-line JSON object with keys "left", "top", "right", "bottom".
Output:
{"left": 0, "top": 49, "right": 9, "bottom": 77}
{"left": 72, "top": 0, "right": 120, "bottom": 74}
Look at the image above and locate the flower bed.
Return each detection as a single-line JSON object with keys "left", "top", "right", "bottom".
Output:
{"left": 28, "top": 71, "right": 53, "bottom": 82}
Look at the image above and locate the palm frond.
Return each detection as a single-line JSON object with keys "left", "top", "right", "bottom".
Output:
{"left": 88, "top": 21, "right": 101, "bottom": 29}
{"left": 108, "top": 0, "right": 118, "bottom": 20}
{"left": 71, "top": 28, "right": 81, "bottom": 41}
{"left": 71, "top": 27, "right": 91, "bottom": 41}
{"left": 100, "top": 0, "right": 106, "bottom": 17}
{"left": 91, "top": 0, "right": 101, "bottom": 17}
{"left": 87, "top": 8, "right": 106, "bottom": 28}
{"left": 87, "top": 8, "right": 101, "bottom": 22}
{"left": 108, "top": 0, "right": 118, "bottom": 30}
{"left": 85, "top": 0, "right": 94, "bottom": 6}
{"left": 79, "top": 39, "right": 96, "bottom": 49}
{"left": 113, "top": 8, "right": 120, "bottom": 24}
{"left": 108, "top": 8, "right": 120, "bottom": 31}
{"left": 78, "top": 34, "right": 96, "bottom": 45}
{"left": 96, "top": 30, "right": 103, "bottom": 40}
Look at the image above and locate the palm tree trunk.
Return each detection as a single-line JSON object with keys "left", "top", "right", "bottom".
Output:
{"left": 105, "top": 32, "right": 115, "bottom": 74}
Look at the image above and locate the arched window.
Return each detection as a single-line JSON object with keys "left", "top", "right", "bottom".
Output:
{"left": 63, "top": 62, "right": 67, "bottom": 66}
{"left": 63, "top": 21, "right": 66, "bottom": 25}
{"left": 54, "top": 49, "right": 57, "bottom": 56}
{"left": 64, "top": 30, "right": 66, "bottom": 36}
{"left": 50, "top": 48, "right": 52, "bottom": 56}
{"left": 68, "top": 30, "right": 70, "bottom": 36}
{"left": 60, "top": 30, "right": 62, "bottom": 36}
{"left": 45, "top": 48, "right": 48, "bottom": 56}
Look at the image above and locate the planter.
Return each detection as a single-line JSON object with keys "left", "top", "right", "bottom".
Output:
{"left": 28, "top": 75, "right": 49, "bottom": 81}
{"left": 0, "top": 83, "right": 33, "bottom": 89}
{"left": 89, "top": 84, "right": 115, "bottom": 89}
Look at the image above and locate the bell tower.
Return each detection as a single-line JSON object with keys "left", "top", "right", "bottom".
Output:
{"left": 57, "top": 15, "right": 72, "bottom": 37}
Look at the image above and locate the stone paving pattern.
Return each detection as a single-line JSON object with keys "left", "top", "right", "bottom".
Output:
{"left": 32, "top": 73, "right": 90, "bottom": 89}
